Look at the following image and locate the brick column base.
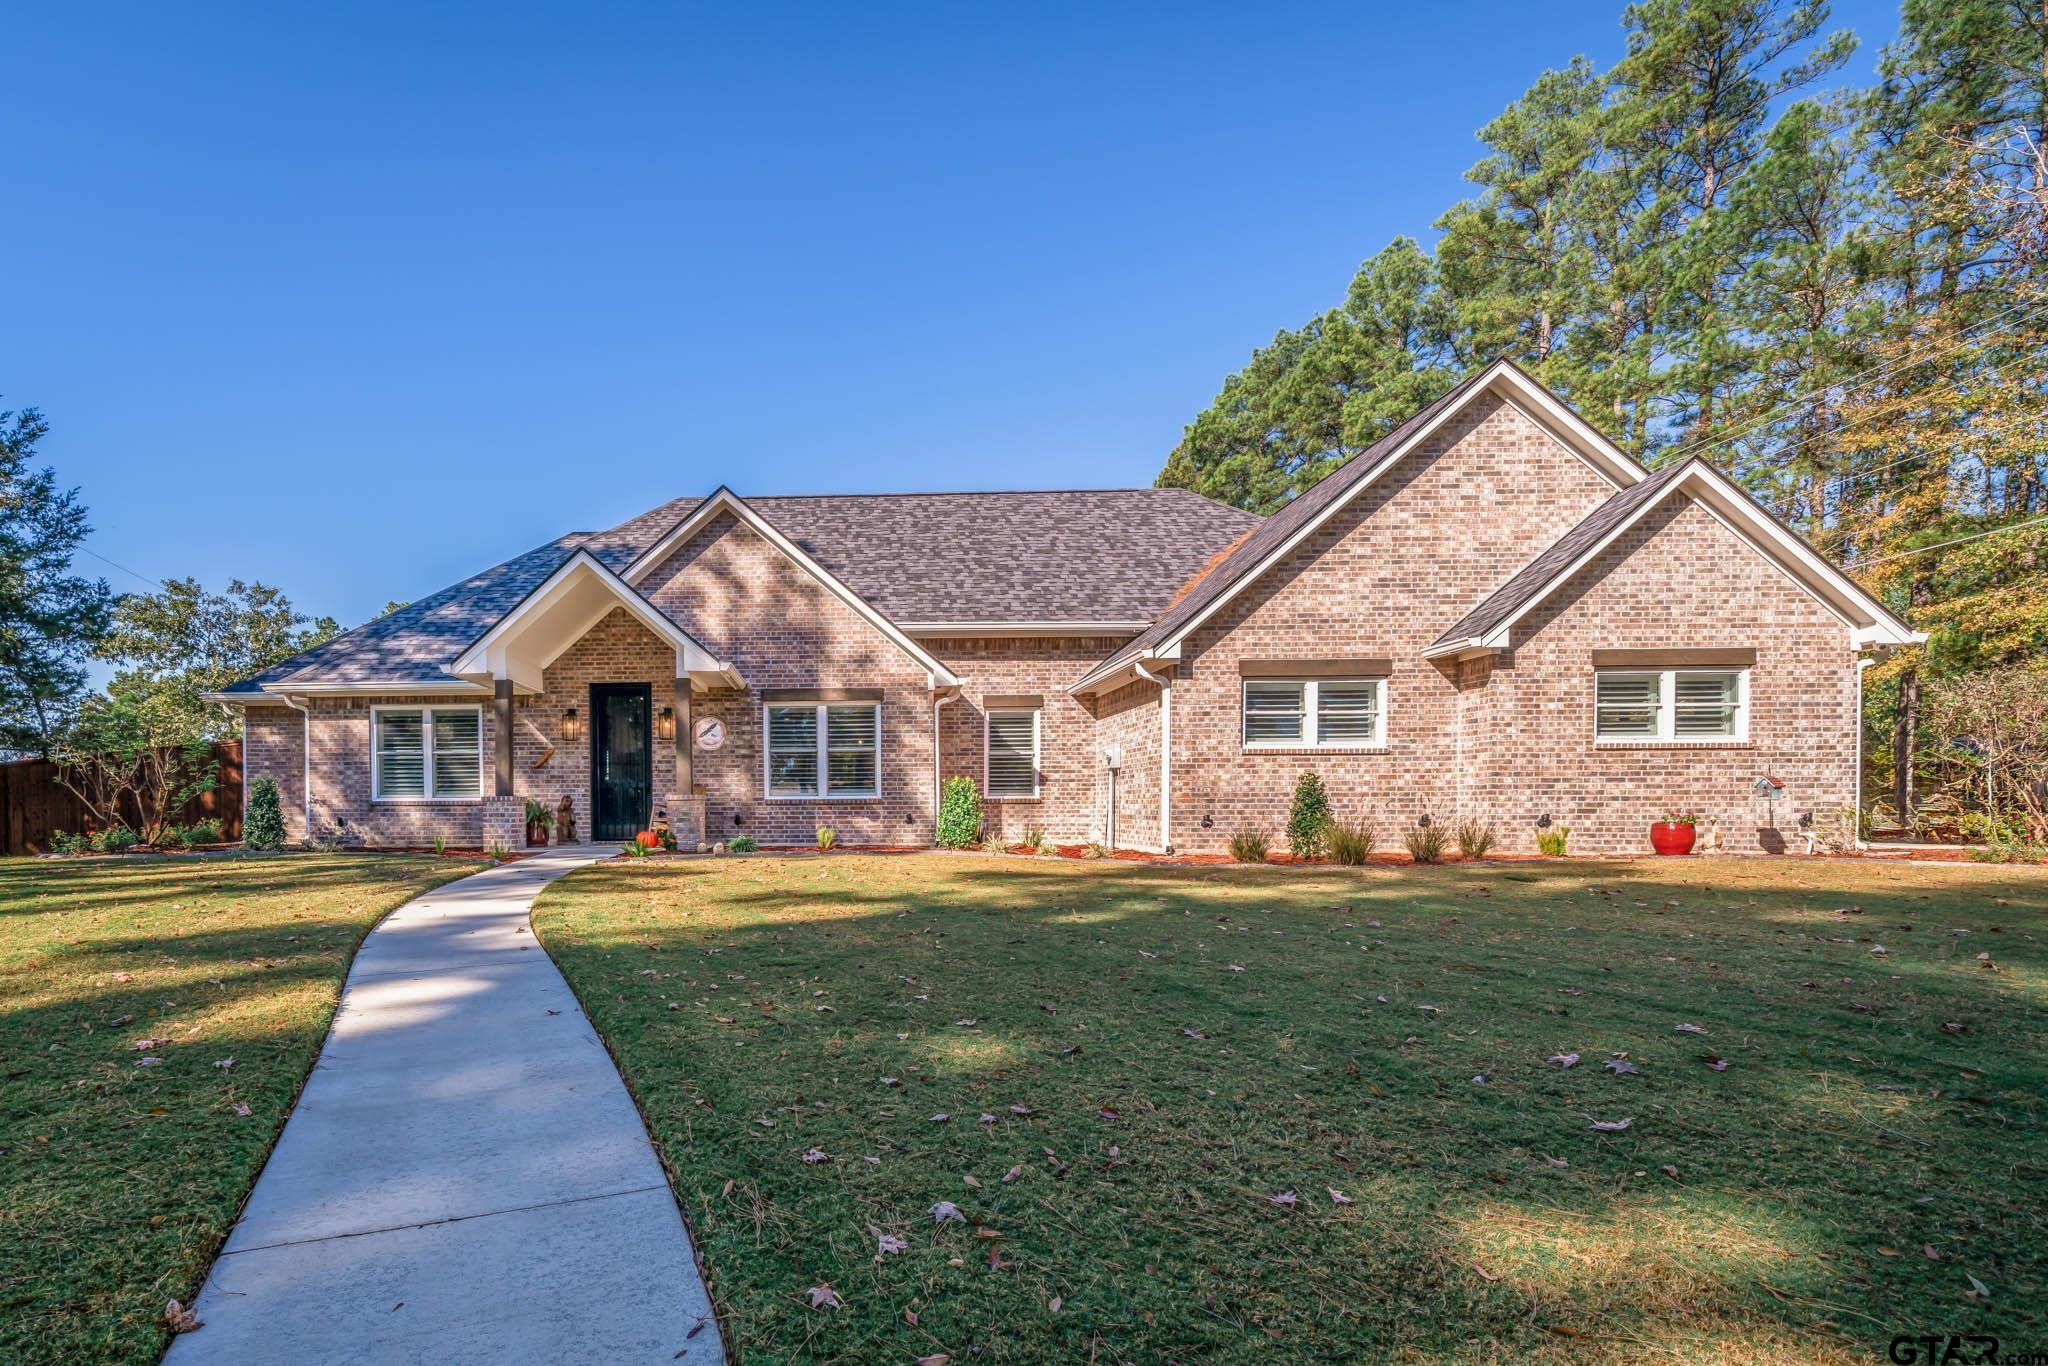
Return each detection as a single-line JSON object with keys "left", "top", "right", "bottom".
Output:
{"left": 481, "top": 795, "right": 526, "bottom": 853}
{"left": 664, "top": 793, "right": 707, "bottom": 850}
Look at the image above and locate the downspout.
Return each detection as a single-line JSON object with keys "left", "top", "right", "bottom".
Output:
{"left": 932, "top": 685, "right": 961, "bottom": 844}
{"left": 282, "top": 694, "right": 312, "bottom": 844}
{"left": 1855, "top": 656, "right": 1875, "bottom": 850}
{"left": 1132, "top": 661, "right": 1171, "bottom": 854}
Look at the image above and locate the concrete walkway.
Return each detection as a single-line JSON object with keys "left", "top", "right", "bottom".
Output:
{"left": 168, "top": 848, "right": 724, "bottom": 1365}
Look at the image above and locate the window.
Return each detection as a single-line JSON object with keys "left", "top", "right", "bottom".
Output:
{"left": 373, "top": 706, "right": 482, "bottom": 800}
{"left": 764, "top": 702, "right": 880, "bottom": 798}
{"left": 986, "top": 709, "right": 1040, "bottom": 798}
{"left": 1595, "top": 669, "right": 1747, "bottom": 742}
{"left": 1241, "top": 678, "right": 1385, "bottom": 749}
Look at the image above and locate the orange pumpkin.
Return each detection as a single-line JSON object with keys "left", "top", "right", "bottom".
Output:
{"left": 635, "top": 830, "right": 659, "bottom": 849}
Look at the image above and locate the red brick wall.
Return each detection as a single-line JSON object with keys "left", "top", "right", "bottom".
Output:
{"left": 1171, "top": 392, "right": 1616, "bottom": 848}
{"left": 639, "top": 511, "right": 936, "bottom": 845}
{"left": 1467, "top": 495, "right": 1858, "bottom": 854}
{"left": 243, "top": 706, "right": 305, "bottom": 844}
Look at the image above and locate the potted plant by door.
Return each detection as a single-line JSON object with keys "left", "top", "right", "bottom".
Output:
{"left": 1651, "top": 810, "right": 1698, "bottom": 855}
{"left": 525, "top": 799, "right": 553, "bottom": 847}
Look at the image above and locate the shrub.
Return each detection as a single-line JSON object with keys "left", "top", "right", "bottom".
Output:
{"left": 524, "top": 799, "right": 554, "bottom": 828}
{"left": 1228, "top": 829, "right": 1271, "bottom": 864}
{"left": 1287, "top": 772, "right": 1330, "bottom": 858}
{"left": 1081, "top": 841, "right": 1107, "bottom": 859}
{"left": 92, "top": 826, "right": 139, "bottom": 854}
{"left": 1325, "top": 820, "right": 1377, "bottom": 866}
{"left": 174, "top": 819, "right": 224, "bottom": 849}
{"left": 1455, "top": 819, "right": 1497, "bottom": 859}
{"left": 1535, "top": 824, "right": 1571, "bottom": 857}
{"left": 816, "top": 825, "right": 837, "bottom": 850}
{"left": 936, "top": 775, "right": 982, "bottom": 848}
{"left": 50, "top": 830, "right": 89, "bottom": 856}
{"left": 432, "top": 835, "right": 448, "bottom": 856}
{"left": 729, "top": 835, "right": 758, "bottom": 853}
{"left": 489, "top": 841, "right": 513, "bottom": 862}
{"left": 1021, "top": 825, "right": 1048, "bottom": 853}
{"left": 1403, "top": 820, "right": 1448, "bottom": 864}
{"left": 980, "top": 831, "right": 1010, "bottom": 854}
{"left": 245, "top": 777, "right": 286, "bottom": 850}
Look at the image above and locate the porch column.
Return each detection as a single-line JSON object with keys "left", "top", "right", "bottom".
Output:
{"left": 675, "top": 676, "right": 692, "bottom": 795}
{"left": 494, "top": 678, "right": 514, "bottom": 797}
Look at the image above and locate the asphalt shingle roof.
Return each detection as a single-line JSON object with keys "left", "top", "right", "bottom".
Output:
{"left": 221, "top": 488, "right": 1261, "bottom": 693}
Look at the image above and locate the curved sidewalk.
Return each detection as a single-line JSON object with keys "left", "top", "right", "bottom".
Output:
{"left": 167, "top": 848, "right": 724, "bottom": 1365}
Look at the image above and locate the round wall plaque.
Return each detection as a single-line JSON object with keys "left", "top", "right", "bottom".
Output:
{"left": 693, "top": 716, "right": 727, "bottom": 752}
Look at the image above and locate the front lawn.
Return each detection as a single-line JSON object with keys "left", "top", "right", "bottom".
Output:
{"left": 533, "top": 853, "right": 2048, "bottom": 1362}
{"left": 0, "top": 853, "right": 476, "bottom": 1366}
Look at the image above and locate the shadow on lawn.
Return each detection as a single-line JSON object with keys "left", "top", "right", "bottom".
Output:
{"left": 536, "top": 855, "right": 2048, "bottom": 1359}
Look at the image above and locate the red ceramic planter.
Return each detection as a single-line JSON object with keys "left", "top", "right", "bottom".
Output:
{"left": 1650, "top": 822, "right": 1697, "bottom": 855}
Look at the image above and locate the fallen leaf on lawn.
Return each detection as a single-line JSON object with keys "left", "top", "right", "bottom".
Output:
{"left": 132, "top": 1037, "right": 169, "bottom": 1051}
{"left": 165, "top": 1300, "right": 202, "bottom": 1333}
{"left": 1966, "top": 1273, "right": 1991, "bottom": 1299}
{"left": 930, "top": 1201, "right": 966, "bottom": 1224}
{"left": 1327, "top": 1188, "right": 1353, "bottom": 1205}
{"left": 1603, "top": 1059, "right": 1640, "bottom": 1076}
{"left": 1049, "top": 1295, "right": 1062, "bottom": 1313}
{"left": 1543, "top": 1155, "right": 1569, "bottom": 1168}
{"left": 1942, "top": 1022, "right": 1965, "bottom": 1034}
{"left": 905, "top": 1308, "right": 920, "bottom": 1326}
{"left": 1590, "top": 1117, "right": 1633, "bottom": 1132}
{"left": 930, "top": 1113, "right": 950, "bottom": 1124}
{"left": 1182, "top": 1028, "right": 1207, "bottom": 1039}
{"left": 872, "top": 1229, "right": 908, "bottom": 1256}
{"left": 1924, "top": 1244, "right": 1941, "bottom": 1261}
{"left": 1660, "top": 1164, "right": 1679, "bottom": 1180}
{"left": 880, "top": 1076, "right": 900, "bottom": 1087}
{"left": 135, "top": 1057, "right": 162, "bottom": 1068}
{"left": 978, "top": 1113, "right": 997, "bottom": 1125}
{"left": 1228, "top": 964, "right": 1244, "bottom": 973}
{"left": 231, "top": 1101, "right": 251, "bottom": 1116}
{"left": 1472, "top": 1262, "right": 1500, "bottom": 1282}
{"left": 962, "top": 1174, "right": 981, "bottom": 1188}
{"left": 714, "top": 1016, "right": 734, "bottom": 1024}
{"left": 1876, "top": 1246, "right": 1900, "bottom": 1256}
{"left": 814, "top": 1004, "right": 834, "bottom": 1013}
{"left": 1268, "top": 1190, "right": 1298, "bottom": 1207}
{"left": 955, "top": 1018, "right": 978, "bottom": 1026}
{"left": 1559, "top": 986, "right": 1582, "bottom": 997}
{"left": 755, "top": 1118, "right": 774, "bottom": 1128}
{"left": 915, "top": 1356, "right": 946, "bottom": 1366}
{"left": 213, "top": 1058, "right": 234, "bottom": 1070}
{"left": 801, "top": 1149, "right": 827, "bottom": 1164}
{"left": 986, "top": 1245, "right": 1006, "bottom": 1272}
{"left": 806, "top": 1284, "right": 842, "bottom": 1310}
{"left": 1700, "top": 1055, "right": 1731, "bottom": 1071}
{"left": 1097, "top": 1105, "right": 1120, "bottom": 1120}
{"left": 1008, "top": 1104, "right": 1034, "bottom": 1115}
{"left": 1675, "top": 1023, "right": 1706, "bottom": 1035}
{"left": 1139, "top": 949, "right": 1158, "bottom": 958}
{"left": 1546, "top": 1052, "right": 1580, "bottom": 1068}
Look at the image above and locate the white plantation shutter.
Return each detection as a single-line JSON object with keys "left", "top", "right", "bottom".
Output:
{"left": 375, "top": 710, "right": 426, "bottom": 798}
{"left": 1315, "top": 681, "right": 1381, "bottom": 744}
{"left": 1242, "top": 682, "right": 1306, "bottom": 744}
{"left": 767, "top": 706, "right": 820, "bottom": 796}
{"left": 986, "top": 710, "right": 1038, "bottom": 797}
{"left": 826, "top": 704, "right": 879, "bottom": 796}
{"left": 1595, "top": 675, "right": 1660, "bottom": 738}
{"left": 431, "top": 709, "right": 482, "bottom": 797}
{"left": 1674, "top": 672, "right": 1740, "bottom": 737}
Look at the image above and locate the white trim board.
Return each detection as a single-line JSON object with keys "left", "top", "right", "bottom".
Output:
{"left": 449, "top": 548, "right": 726, "bottom": 682}
{"left": 620, "top": 487, "right": 962, "bottom": 686}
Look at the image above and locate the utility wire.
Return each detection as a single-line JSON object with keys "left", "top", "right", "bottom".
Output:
{"left": 74, "top": 544, "right": 163, "bottom": 591}
{"left": 1851, "top": 514, "right": 2048, "bottom": 567}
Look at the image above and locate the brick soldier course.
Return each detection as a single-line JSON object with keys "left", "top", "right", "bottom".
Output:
{"left": 211, "top": 360, "right": 1920, "bottom": 856}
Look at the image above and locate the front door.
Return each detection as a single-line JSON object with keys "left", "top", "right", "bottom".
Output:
{"left": 591, "top": 683, "right": 652, "bottom": 842}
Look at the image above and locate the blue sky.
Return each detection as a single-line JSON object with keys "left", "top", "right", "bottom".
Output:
{"left": 8, "top": 0, "right": 1904, "bottom": 638}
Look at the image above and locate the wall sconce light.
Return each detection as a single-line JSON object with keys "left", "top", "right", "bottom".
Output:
{"left": 1535, "top": 812, "right": 1552, "bottom": 829}
{"left": 1416, "top": 812, "right": 1432, "bottom": 828}
{"left": 561, "top": 708, "right": 580, "bottom": 741}
{"left": 1200, "top": 814, "right": 1214, "bottom": 830}
{"left": 656, "top": 706, "right": 675, "bottom": 741}
{"left": 733, "top": 812, "right": 744, "bottom": 828}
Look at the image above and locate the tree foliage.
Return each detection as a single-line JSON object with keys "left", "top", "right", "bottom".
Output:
{"left": 0, "top": 406, "right": 113, "bottom": 756}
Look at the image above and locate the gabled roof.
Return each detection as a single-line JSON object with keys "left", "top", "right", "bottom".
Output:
{"left": 447, "top": 548, "right": 728, "bottom": 683}
{"left": 1424, "top": 457, "right": 1923, "bottom": 656}
{"left": 1070, "top": 358, "right": 1649, "bottom": 692}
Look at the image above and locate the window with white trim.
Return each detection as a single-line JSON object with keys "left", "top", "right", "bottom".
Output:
{"left": 985, "top": 708, "right": 1040, "bottom": 798}
{"left": 373, "top": 706, "right": 482, "bottom": 800}
{"left": 1241, "top": 678, "right": 1385, "bottom": 748}
{"left": 1594, "top": 669, "right": 1747, "bottom": 742}
{"left": 764, "top": 702, "right": 880, "bottom": 798}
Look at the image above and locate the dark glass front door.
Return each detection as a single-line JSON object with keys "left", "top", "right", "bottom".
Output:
{"left": 591, "top": 684, "right": 651, "bottom": 842}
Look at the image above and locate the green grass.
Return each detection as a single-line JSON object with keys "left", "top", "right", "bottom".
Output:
{"left": 532, "top": 853, "right": 2048, "bottom": 1362}
{"left": 0, "top": 852, "right": 476, "bottom": 1365}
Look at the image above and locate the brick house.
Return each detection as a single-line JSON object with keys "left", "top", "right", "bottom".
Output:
{"left": 209, "top": 361, "right": 1920, "bottom": 856}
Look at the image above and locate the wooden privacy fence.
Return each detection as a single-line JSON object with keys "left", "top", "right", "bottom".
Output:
{"left": 0, "top": 740, "right": 242, "bottom": 855}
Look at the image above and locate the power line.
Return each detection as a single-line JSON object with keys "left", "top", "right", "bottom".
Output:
{"left": 1657, "top": 294, "right": 2048, "bottom": 467}
{"left": 74, "top": 544, "right": 162, "bottom": 591}
{"left": 1851, "top": 515, "right": 2048, "bottom": 567}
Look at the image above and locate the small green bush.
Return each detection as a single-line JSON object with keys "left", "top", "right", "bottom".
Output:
{"left": 937, "top": 775, "right": 982, "bottom": 848}
{"left": 1404, "top": 820, "right": 1448, "bottom": 864}
{"left": 1287, "top": 772, "right": 1330, "bottom": 858}
{"left": 433, "top": 835, "right": 448, "bottom": 856}
{"left": 1081, "top": 841, "right": 1107, "bottom": 859}
{"left": 729, "top": 835, "right": 758, "bottom": 853}
{"left": 50, "top": 830, "right": 89, "bottom": 856}
{"left": 1535, "top": 824, "right": 1570, "bottom": 857}
{"left": 245, "top": 776, "right": 286, "bottom": 850}
{"left": 177, "top": 818, "right": 225, "bottom": 848}
{"left": 979, "top": 829, "right": 1011, "bottom": 854}
{"left": 1325, "top": 820, "right": 1377, "bottom": 866}
{"left": 92, "top": 826, "right": 139, "bottom": 854}
{"left": 1021, "top": 825, "right": 1048, "bottom": 853}
{"left": 489, "top": 841, "right": 513, "bottom": 862}
{"left": 1455, "top": 819, "right": 1497, "bottom": 860}
{"left": 1228, "top": 829, "right": 1271, "bottom": 864}
{"left": 816, "top": 825, "right": 837, "bottom": 850}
